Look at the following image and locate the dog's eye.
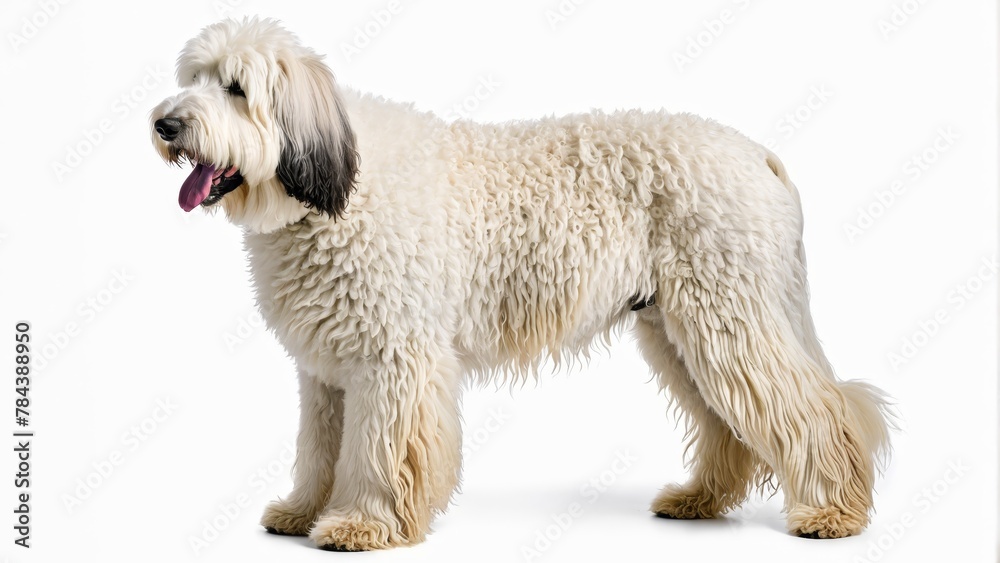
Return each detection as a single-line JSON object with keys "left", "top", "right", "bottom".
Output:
{"left": 226, "top": 81, "right": 246, "bottom": 98}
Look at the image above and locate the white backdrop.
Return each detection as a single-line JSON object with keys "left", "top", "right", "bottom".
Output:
{"left": 0, "top": 1, "right": 996, "bottom": 562}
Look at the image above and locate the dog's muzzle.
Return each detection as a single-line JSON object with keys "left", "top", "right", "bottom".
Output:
{"left": 152, "top": 115, "right": 245, "bottom": 212}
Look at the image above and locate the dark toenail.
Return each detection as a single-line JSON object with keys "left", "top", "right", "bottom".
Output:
{"left": 318, "top": 543, "right": 363, "bottom": 552}
{"left": 655, "top": 512, "right": 680, "bottom": 519}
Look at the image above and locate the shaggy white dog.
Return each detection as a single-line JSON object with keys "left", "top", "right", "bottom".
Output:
{"left": 150, "top": 17, "right": 892, "bottom": 551}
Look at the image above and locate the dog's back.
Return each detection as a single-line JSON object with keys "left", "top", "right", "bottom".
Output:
{"left": 443, "top": 110, "right": 794, "bottom": 379}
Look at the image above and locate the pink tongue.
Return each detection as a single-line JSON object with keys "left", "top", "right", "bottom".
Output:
{"left": 179, "top": 162, "right": 217, "bottom": 212}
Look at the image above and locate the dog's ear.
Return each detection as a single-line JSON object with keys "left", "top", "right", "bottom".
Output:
{"left": 273, "top": 56, "right": 359, "bottom": 219}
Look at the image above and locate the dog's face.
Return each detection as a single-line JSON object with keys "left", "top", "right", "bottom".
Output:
{"left": 150, "top": 18, "right": 358, "bottom": 232}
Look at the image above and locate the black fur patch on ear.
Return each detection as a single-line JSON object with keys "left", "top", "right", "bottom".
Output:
{"left": 276, "top": 107, "right": 359, "bottom": 219}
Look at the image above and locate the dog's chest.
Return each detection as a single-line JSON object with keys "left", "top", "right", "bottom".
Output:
{"left": 243, "top": 209, "right": 459, "bottom": 378}
{"left": 243, "top": 221, "right": 371, "bottom": 372}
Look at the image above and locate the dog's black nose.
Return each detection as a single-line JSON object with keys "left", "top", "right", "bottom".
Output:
{"left": 154, "top": 117, "right": 183, "bottom": 141}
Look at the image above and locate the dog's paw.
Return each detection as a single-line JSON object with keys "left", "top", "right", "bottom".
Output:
{"left": 787, "top": 504, "right": 866, "bottom": 539}
{"left": 260, "top": 500, "right": 314, "bottom": 536}
{"left": 309, "top": 512, "right": 403, "bottom": 551}
{"left": 650, "top": 484, "right": 720, "bottom": 519}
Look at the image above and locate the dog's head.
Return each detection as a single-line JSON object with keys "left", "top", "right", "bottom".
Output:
{"left": 150, "top": 17, "right": 359, "bottom": 232}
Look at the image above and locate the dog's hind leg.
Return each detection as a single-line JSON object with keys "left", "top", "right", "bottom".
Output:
{"left": 261, "top": 371, "right": 344, "bottom": 536}
{"left": 309, "top": 341, "right": 463, "bottom": 551}
{"left": 642, "top": 145, "right": 891, "bottom": 537}
{"left": 660, "top": 275, "right": 891, "bottom": 538}
{"left": 635, "top": 314, "right": 761, "bottom": 519}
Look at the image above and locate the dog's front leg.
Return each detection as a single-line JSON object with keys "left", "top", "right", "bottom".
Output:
{"left": 261, "top": 370, "right": 344, "bottom": 535}
{"left": 309, "top": 344, "right": 463, "bottom": 551}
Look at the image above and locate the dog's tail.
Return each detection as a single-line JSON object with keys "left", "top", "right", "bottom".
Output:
{"left": 764, "top": 149, "right": 791, "bottom": 185}
{"left": 764, "top": 148, "right": 801, "bottom": 204}
{"left": 768, "top": 144, "right": 897, "bottom": 473}
{"left": 838, "top": 379, "right": 896, "bottom": 474}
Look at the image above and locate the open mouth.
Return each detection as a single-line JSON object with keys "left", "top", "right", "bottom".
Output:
{"left": 177, "top": 158, "right": 244, "bottom": 212}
